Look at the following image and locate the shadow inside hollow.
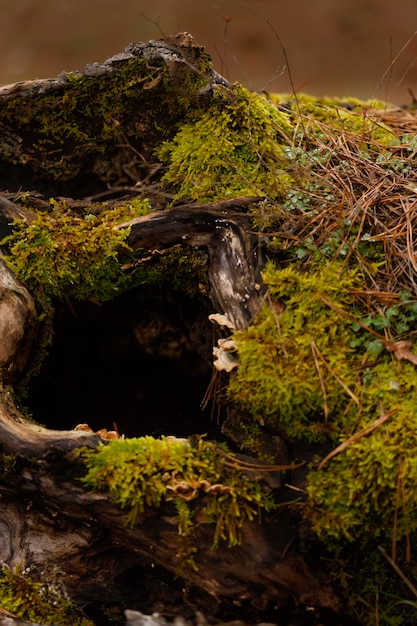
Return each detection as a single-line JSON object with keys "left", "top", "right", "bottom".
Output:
{"left": 27, "top": 287, "right": 218, "bottom": 438}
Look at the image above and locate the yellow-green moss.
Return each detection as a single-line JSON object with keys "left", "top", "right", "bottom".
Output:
{"left": 79, "top": 435, "right": 275, "bottom": 571}
{"left": 1, "top": 197, "right": 210, "bottom": 306}
{"left": 306, "top": 358, "right": 417, "bottom": 543}
{"left": 2, "top": 59, "right": 149, "bottom": 178}
{"left": 228, "top": 260, "right": 363, "bottom": 441}
{"left": 157, "top": 84, "right": 294, "bottom": 201}
{"left": 217, "top": 92, "right": 402, "bottom": 234}
{"left": 1, "top": 200, "right": 141, "bottom": 303}
{"left": 0, "top": 564, "right": 92, "bottom": 625}
{"left": 269, "top": 92, "right": 396, "bottom": 145}
{"left": 228, "top": 256, "right": 417, "bottom": 558}
{"left": 1, "top": 52, "right": 212, "bottom": 180}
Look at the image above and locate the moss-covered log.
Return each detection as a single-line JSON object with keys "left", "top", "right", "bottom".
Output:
{"left": 0, "top": 33, "right": 346, "bottom": 626}
{"left": 0, "top": 33, "right": 227, "bottom": 194}
{"left": 0, "top": 247, "right": 337, "bottom": 623}
{"left": 3, "top": 31, "right": 417, "bottom": 626}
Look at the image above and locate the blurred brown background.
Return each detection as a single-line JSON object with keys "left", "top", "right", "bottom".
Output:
{"left": 1, "top": 0, "right": 417, "bottom": 104}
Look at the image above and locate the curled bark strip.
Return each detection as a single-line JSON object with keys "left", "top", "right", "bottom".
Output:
{"left": 0, "top": 261, "right": 37, "bottom": 382}
{"left": 120, "top": 202, "right": 264, "bottom": 330}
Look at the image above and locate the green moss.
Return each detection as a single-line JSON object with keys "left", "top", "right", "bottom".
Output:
{"left": 79, "top": 435, "right": 275, "bottom": 571}
{"left": 1, "top": 196, "right": 209, "bottom": 307}
{"left": 329, "top": 544, "right": 417, "bottom": 625}
{"left": 135, "top": 245, "right": 209, "bottom": 298}
{"left": 211, "top": 93, "right": 417, "bottom": 619}
{"left": 228, "top": 93, "right": 400, "bottom": 233}
{"left": 228, "top": 260, "right": 363, "bottom": 441}
{"left": 270, "top": 92, "right": 396, "bottom": 145}
{"left": 0, "top": 564, "right": 92, "bottom": 625}
{"left": 1, "top": 200, "right": 139, "bottom": 303}
{"left": 227, "top": 255, "right": 417, "bottom": 603}
{"left": 2, "top": 454, "right": 17, "bottom": 471}
{"left": 222, "top": 95, "right": 417, "bottom": 561}
{"left": 223, "top": 255, "right": 417, "bottom": 623}
{"left": 306, "top": 358, "right": 417, "bottom": 543}
{"left": 157, "top": 84, "right": 294, "bottom": 201}
{"left": 1, "top": 50, "right": 211, "bottom": 180}
{"left": 2, "top": 58, "right": 146, "bottom": 177}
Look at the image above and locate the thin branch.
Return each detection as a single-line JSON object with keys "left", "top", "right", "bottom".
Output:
{"left": 378, "top": 545, "right": 417, "bottom": 599}
{"left": 318, "top": 408, "right": 395, "bottom": 470}
{"left": 310, "top": 337, "right": 329, "bottom": 421}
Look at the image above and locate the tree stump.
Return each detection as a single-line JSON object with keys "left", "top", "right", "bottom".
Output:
{"left": 0, "top": 34, "right": 343, "bottom": 626}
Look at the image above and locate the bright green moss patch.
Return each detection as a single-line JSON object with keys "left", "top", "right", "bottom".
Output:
{"left": 228, "top": 260, "right": 363, "bottom": 441}
{"left": 227, "top": 257, "right": 417, "bottom": 554}
{"left": 157, "top": 84, "right": 294, "bottom": 201}
{"left": 1, "top": 200, "right": 147, "bottom": 303}
{"left": 1, "top": 197, "right": 210, "bottom": 306}
{"left": 306, "top": 358, "right": 417, "bottom": 543}
{"left": 79, "top": 436, "right": 275, "bottom": 570}
{"left": 0, "top": 564, "right": 92, "bottom": 625}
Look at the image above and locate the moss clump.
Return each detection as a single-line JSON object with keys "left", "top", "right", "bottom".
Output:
{"left": 79, "top": 435, "right": 275, "bottom": 570}
{"left": 1, "top": 200, "right": 146, "bottom": 303}
{"left": 0, "top": 564, "right": 92, "bottom": 625}
{"left": 1, "top": 197, "right": 210, "bottom": 306}
{"left": 306, "top": 358, "right": 417, "bottom": 543}
{"left": 226, "top": 253, "right": 417, "bottom": 620}
{"left": 157, "top": 84, "right": 294, "bottom": 201}
{"left": 228, "top": 260, "right": 363, "bottom": 441}
{"left": 136, "top": 245, "right": 209, "bottom": 298}
{"left": 227, "top": 257, "right": 417, "bottom": 552}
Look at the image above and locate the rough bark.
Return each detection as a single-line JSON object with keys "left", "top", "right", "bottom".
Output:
{"left": 120, "top": 198, "right": 264, "bottom": 330}
{"left": 0, "top": 32, "right": 229, "bottom": 197}
{"left": 0, "top": 34, "right": 342, "bottom": 624}
{"left": 0, "top": 195, "right": 338, "bottom": 619}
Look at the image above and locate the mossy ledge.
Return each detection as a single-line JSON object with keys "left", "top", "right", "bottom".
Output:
{"left": 79, "top": 435, "right": 275, "bottom": 573}
{"left": 0, "top": 33, "right": 217, "bottom": 192}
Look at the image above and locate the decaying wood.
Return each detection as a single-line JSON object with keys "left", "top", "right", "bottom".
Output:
{"left": 0, "top": 187, "right": 339, "bottom": 621}
{"left": 0, "top": 34, "right": 342, "bottom": 623}
{"left": 0, "top": 32, "right": 230, "bottom": 195}
{"left": 0, "top": 412, "right": 337, "bottom": 610}
{"left": 120, "top": 199, "right": 264, "bottom": 330}
{"left": 0, "top": 261, "right": 37, "bottom": 382}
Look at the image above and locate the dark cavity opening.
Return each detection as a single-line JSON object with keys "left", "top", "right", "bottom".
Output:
{"left": 27, "top": 287, "right": 217, "bottom": 438}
